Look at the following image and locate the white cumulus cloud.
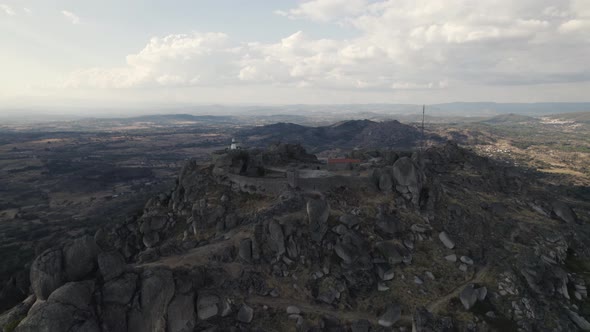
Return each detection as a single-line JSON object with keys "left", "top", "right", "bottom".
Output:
{"left": 275, "top": 0, "right": 367, "bottom": 22}
{"left": 64, "top": 32, "right": 239, "bottom": 89}
{"left": 559, "top": 19, "right": 590, "bottom": 33}
{"left": 1, "top": 4, "right": 15, "bottom": 16}
{"left": 64, "top": 0, "right": 590, "bottom": 95}
{"left": 62, "top": 10, "right": 80, "bottom": 24}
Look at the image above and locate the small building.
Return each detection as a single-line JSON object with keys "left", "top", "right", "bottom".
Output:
{"left": 230, "top": 138, "right": 241, "bottom": 150}
{"left": 327, "top": 158, "right": 361, "bottom": 171}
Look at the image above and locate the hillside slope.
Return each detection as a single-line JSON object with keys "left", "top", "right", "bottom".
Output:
{"left": 545, "top": 112, "right": 590, "bottom": 124}
{"left": 480, "top": 113, "right": 538, "bottom": 125}
{"left": 2, "top": 143, "right": 589, "bottom": 331}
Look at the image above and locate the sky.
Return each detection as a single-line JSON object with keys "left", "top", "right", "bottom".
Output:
{"left": 1, "top": 0, "right": 590, "bottom": 110}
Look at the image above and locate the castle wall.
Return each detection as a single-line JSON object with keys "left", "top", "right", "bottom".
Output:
{"left": 227, "top": 173, "right": 374, "bottom": 196}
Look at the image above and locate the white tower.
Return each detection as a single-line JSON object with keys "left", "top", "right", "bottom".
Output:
{"left": 230, "top": 138, "right": 238, "bottom": 150}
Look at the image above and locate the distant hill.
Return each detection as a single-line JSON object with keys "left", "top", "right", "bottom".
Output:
{"left": 123, "top": 114, "right": 237, "bottom": 124}
{"left": 480, "top": 113, "right": 539, "bottom": 125}
{"left": 545, "top": 111, "right": 590, "bottom": 123}
{"left": 429, "top": 102, "right": 590, "bottom": 116}
{"left": 236, "top": 119, "right": 441, "bottom": 151}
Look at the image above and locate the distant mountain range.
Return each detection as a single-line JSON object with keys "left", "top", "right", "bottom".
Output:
{"left": 425, "top": 102, "right": 590, "bottom": 116}
{"left": 2, "top": 103, "right": 590, "bottom": 123}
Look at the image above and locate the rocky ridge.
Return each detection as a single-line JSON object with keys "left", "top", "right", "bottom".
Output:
{"left": 1, "top": 142, "right": 589, "bottom": 332}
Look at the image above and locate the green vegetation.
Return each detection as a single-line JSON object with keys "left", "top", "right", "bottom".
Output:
{"left": 5, "top": 317, "right": 24, "bottom": 332}
{"left": 472, "top": 301, "right": 519, "bottom": 332}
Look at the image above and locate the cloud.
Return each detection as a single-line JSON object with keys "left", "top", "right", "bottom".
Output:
{"left": 275, "top": 0, "right": 367, "bottom": 22}
{"left": 62, "top": 10, "right": 80, "bottom": 24}
{"left": 64, "top": 0, "right": 590, "bottom": 94}
{"left": 23, "top": 7, "right": 31, "bottom": 15}
{"left": 0, "top": 4, "right": 15, "bottom": 16}
{"left": 559, "top": 19, "right": 590, "bottom": 33}
{"left": 64, "top": 32, "right": 238, "bottom": 88}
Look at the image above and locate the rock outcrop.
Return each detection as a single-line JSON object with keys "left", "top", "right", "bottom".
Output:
{"left": 306, "top": 192, "right": 330, "bottom": 243}
{"left": 29, "top": 248, "right": 65, "bottom": 301}
{"left": 3, "top": 142, "right": 590, "bottom": 332}
{"left": 16, "top": 281, "right": 98, "bottom": 332}
{"left": 392, "top": 157, "right": 422, "bottom": 204}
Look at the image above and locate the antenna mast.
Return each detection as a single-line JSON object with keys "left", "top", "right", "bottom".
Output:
{"left": 421, "top": 104, "right": 425, "bottom": 152}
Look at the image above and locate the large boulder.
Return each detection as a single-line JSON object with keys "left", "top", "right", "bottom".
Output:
{"left": 268, "top": 220, "right": 286, "bottom": 256}
{"left": 237, "top": 304, "right": 254, "bottom": 323}
{"left": 197, "top": 294, "right": 220, "bottom": 320}
{"left": 167, "top": 292, "right": 196, "bottom": 332}
{"left": 101, "top": 273, "right": 136, "bottom": 332}
{"left": 102, "top": 273, "right": 138, "bottom": 305}
{"left": 378, "top": 172, "right": 393, "bottom": 193}
{"left": 63, "top": 236, "right": 99, "bottom": 281}
{"left": 100, "top": 304, "right": 128, "bottom": 332}
{"left": 128, "top": 269, "right": 175, "bottom": 332}
{"left": 140, "top": 216, "right": 167, "bottom": 233}
{"left": 392, "top": 157, "right": 422, "bottom": 204}
{"left": 438, "top": 232, "right": 455, "bottom": 249}
{"left": 378, "top": 304, "right": 401, "bottom": 327}
{"left": 98, "top": 251, "right": 126, "bottom": 281}
{"left": 47, "top": 281, "right": 95, "bottom": 310}
{"left": 306, "top": 192, "right": 330, "bottom": 243}
{"left": 15, "top": 281, "right": 99, "bottom": 332}
{"left": 459, "top": 284, "right": 478, "bottom": 310}
{"left": 142, "top": 232, "right": 160, "bottom": 248}
{"left": 171, "top": 162, "right": 214, "bottom": 207}
{"left": 306, "top": 193, "right": 330, "bottom": 225}
{"left": 30, "top": 248, "right": 65, "bottom": 300}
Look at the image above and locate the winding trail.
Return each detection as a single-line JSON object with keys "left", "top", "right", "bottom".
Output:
{"left": 426, "top": 265, "right": 491, "bottom": 313}
{"left": 247, "top": 296, "right": 413, "bottom": 326}
{"left": 247, "top": 265, "right": 490, "bottom": 326}
{"left": 138, "top": 227, "right": 252, "bottom": 278}
{"left": 138, "top": 223, "right": 491, "bottom": 326}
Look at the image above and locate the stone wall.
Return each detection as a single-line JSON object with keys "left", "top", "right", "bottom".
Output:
{"left": 298, "top": 175, "right": 373, "bottom": 192}
{"left": 227, "top": 174, "right": 289, "bottom": 195}
{"left": 227, "top": 173, "right": 374, "bottom": 195}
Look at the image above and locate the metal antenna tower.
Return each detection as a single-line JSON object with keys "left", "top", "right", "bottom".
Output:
{"left": 421, "top": 104, "right": 425, "bottom": 152}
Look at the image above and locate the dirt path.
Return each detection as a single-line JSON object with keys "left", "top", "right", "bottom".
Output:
{"left": 426, "top": 265, "right": 491, "bottom": 313}
{"left": 138, "top": 227, "right": 252, "bottom": 275}
{"left": 247, "top": 296, "right": 413, "bottom": 326}
{"left": 248, "top": 265, "right": 489, "bottom": 327}
{"left": 139, "top": 224, "right": 490, "bottom": 325}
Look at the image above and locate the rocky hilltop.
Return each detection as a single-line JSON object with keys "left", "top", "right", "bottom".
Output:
{"left": 1, "top": 142, "right": 589, "bottom": 332}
